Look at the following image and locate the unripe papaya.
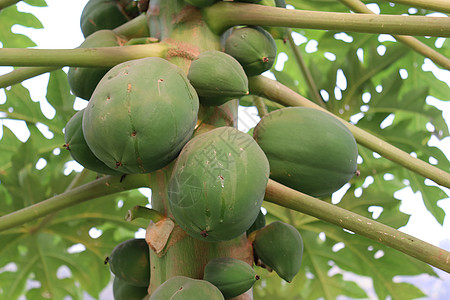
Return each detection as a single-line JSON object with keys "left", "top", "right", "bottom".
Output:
{"left": 149, "top": 276, "right": 224, "bottom": 300}
{"left": 113, "top": 276, "right": 148, "bottom": 300}
{"left": 187, "top": 50, "right": 249, "bottom": 106}
{"left": 203, "top": 257, "right": 259, "bottom": 299}
{"left": 68, "top": 30, "right": 125, "bottom": 100}
{"left": 223, "top": 26, "right": 277, "bottom": 76}
{"left": 253, "top": 107, "right": 358, "bottom": 197}
{"left": 246, "top": 209, "right": 266, "bottom": 235}
{"left": 107, "top": 238, "right": 150, "bottom": 287}
{"left": 184, "top": 0, "right": 220, "bottom": 8}
{"left": 64, "top": 109, "right": 122, "bottom": 175}
{"left": 168, "top": 127, "right": 269, "bottom": 242}
{"left": 80, "top": 0, "right": 136, "bottom": 38}
{"left": 253, "top": 221, "right": 303, "bottom": 282}
{"left": 235, "top": 0, "right": 262, "bottom": 3}
{"left": 83, "top": 57, "right": 199, "bottom": 174}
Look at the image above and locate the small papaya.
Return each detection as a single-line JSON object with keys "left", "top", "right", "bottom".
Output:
{"left": 168, "top": 127, "right": 269, "bottom": 242}
{"left": 112, "top": 276, "right": 148, "bottom": 300}
{"left": 184, "top": 0, "right": 220, "bottom": 8}
{"left": 253, "top": 107, "right": 358, "bottom": 197}
{"left": 106, "top": 238, "right": 150, "bottom": 287}
{"left": 64, "top": 109, "right": 122, "bottom": 175}
{"left": 83, "top": 57, "right": 199, "bottom": 174}
{"left": 253, "top": 221, "right": 303, "bottom": 282}
{"left": 246, "top": 209, "right": 266, "bottom": 235}
{"left": 149, "top": 276, "right": 224, "bottom": 300}
{"left": 68, "top": 30, "right": 125, "bottom": 100}
{"left": 188, "top": 50, "right": 249, "bottom": 106}
{"left": 223, "top": 26, "right": 277, "bottom": 76}
{"left": 80, "top": 0, "right": 140, "bottom": 37}
{"left": 203, "top": 257, "right": 259, "bottom": 299}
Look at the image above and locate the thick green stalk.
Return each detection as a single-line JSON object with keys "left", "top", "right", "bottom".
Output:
{"left": 203, "top": 2, "right": 450, "bottom": 37}
{"left": 286, "top": 29, "right": 327, "bottom": 108}
{"left": 339, "top": 0, "right": 450, "bottom": 70}
{"left": 0, "top": 43, "right": 170, "bottom": 67}
{"left": 248, "top": 75, "right": 450, "bottom": 189}
{"left": 264, "top": 179, "right": 450, "bottom": 273}
{"left": 0, "top": 66, "right": 57, "bottom": 89}
{"left": 113, "top": 13, "right": 150, "bottom": 38}
{"left": 0, "top": 174, "right": 149, "bottom": 232}
{"left": 384, "top": 0, "right": 450, "bottom": 14}
{"left": 0, "top": 0, "right": 20, "bottom": 10}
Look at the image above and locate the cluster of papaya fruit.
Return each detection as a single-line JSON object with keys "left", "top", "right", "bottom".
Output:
{"left": 65, "top": 0, "right": 359, "bottom": 298}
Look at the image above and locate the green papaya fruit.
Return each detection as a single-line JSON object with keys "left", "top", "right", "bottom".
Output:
{"left": 184, "top": 0, "right": 220, "bottom": 8}
{"left": 223, "top": 26, "right": 277, "bottom": 76}
{"left": 246, "top": 209, "right": 266, "bottom": 235}
{"left": 80, "top": 0, "right": 137, "bottom": 38}
{"left": 64, "top": 109, "right": 122, "bottom": 175}
{"left": 83, "top": 57, "right": 199, "bottom": 174}
{"left": 168, "top": 127, "right": 269, "bottom": 242}
{"left": 113, "top": 276, "right": 148, "bottom": 300}
{"left": 187, "top": 50, "right": 249, "bottom": 106}
{"left": 68, "top": 30, "right": 125, "bottom": 100}
{"left": 235, "top": 0, "right": 262, "bottom": 3}
{"left": 203, "top": 257, "right": 259, "bottom": 299}
{"left": 253, "top": 107, "right": 358, "bottom": 197}
{"left": 107, "top": 238, "right": 150, "bottom": 287}
{"left": 149, "top": 276, "right": 224, "bottom": 300}
{"left": 253, "top": 221, "right": 303, "bottom": 282}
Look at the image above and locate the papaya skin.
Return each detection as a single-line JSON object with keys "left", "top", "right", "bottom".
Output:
{"left": 149, "top": 276, "right": 224, "bottom": 299}
{"left": 253, "top": 221, "right": 303, "bottom": 283}
{"left": 168, "top": 127, "right": 270, "bottom": 242}
{"left": 112, "top": 276, "right": 148, "bottom": 300}
{"left": 253, "top": 107, "right": 358, "bottom": 197}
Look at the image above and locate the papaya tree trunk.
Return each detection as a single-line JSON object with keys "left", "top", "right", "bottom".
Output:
{"left": 145, "top": 1, "right": 254, "bottom": 298}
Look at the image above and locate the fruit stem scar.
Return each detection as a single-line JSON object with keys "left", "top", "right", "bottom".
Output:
{"left": 200, "top": 230, "right": 208, "bottom": 237}
{"left": 262, "top": 57, "right": 269, "bottom": 62}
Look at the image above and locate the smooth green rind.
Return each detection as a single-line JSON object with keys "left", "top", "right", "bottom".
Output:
{"left": 108, "top": 239, "right": 150, "bottom": 287}
{"left": 83, "top": 57, "right": 199, "bottom": 174}
{"left": 168, "top": 127, "right": 270, "bottom": 242}
{"left": 253, "top": 107, "right": 358, "bottom": 197}
{"left": 246, "top": 209, "right": 266, "bottom": 235}
{"left": 253, "top": 221, "right": 303, "bottom": 282}
{"left": 223, "top": 26, "right": 277, "bottom": 76}
{"left": 235, "top": 0, "right": 262, "bottom": 2}
{"left": 67, "top": 30, "right": 123, "bottom": 100}
{"left": 149, "top": 276, "right": 224, "bottom": 299}
{"left": 80, "top": 0, "right": 130, "bottom": 37}
{"left": 113, "top": 276, "right": 149, "bottom": 300}
{"left": 64, "top": 109, "right": 122, "bottom": 175}
{"left": 184, "top": 0, "right": 220, "bottom": 8}
{"left": 187, "top": 50, "right": 249, "bottom": 106}
{"left": 203, "top": 257, "right": 258, "bottom": 299}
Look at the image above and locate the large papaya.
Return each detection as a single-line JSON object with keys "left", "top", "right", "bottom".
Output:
{"left": 187, "top": 50, "right": 248, "bottom": 106}
{"left": 252, "top": 221, "right": 303, "bottom": 282}
{"left": 112, "top": 276, "right": 148, "bottom": 300}
{"left": 80, "top": 0, "right": 139, "bottom": 37}
{"left": 253, "top": 107, "right": 358, "bottom": 197}
{"left": 64, "top": 109, "right": 122, "bottom": 175}
{"left": 246, "top": 209, "right": 266, "bottom": 235}
{"left": 106, "top": 238, "right": 150, "bottom": 287}
{"left": 149, "top": 276, "right": 224, "bottom": 300}
{"left": 184, "top": 0, "right": 220, "bottom": 8}
{"left": 68, "top": 30, "right": 125, "bottom": 100}
{"left": 83, "top": 57, "right": 199, "bottom": 174}
{"left": 168, "top": 127, "right": 269, "bottom": 242}
{"left": 223, "top": 26, "right": 277, "bottom": 76}
{"left": 203, "top": 257, "right": 259, "bottom": 299}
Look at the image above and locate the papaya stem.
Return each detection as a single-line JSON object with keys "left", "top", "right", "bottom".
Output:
{"left": 248, "top": 75, "right": 450, "bottom": 189}
{"left": 338, "top": 0, "right": 450, "bottom": 70}
{"left": 113, "top": 13, "right": 150, "bottom": 38}
{"left": 203, "top": 2, "right": 450, "bottom": 37}
{"left": 252, "top": 96, "right": 269, "bottom": 118}
{"left": 286, "top": 29, "right": 327, "bottom": 108}
{"left": 0, "top": 43, "right": 171, "bottom": 67}
{"left": 264, "top": 179, "right": 450, "bottom": 273}
{"left": 383, "top": 0, "right": 450, "bottom": 14}
{"left": 0, "top": 174, "right": 150, "bottom": 232}
{"left": 125, "top": 205, "right": 165, "bottom": 223}
{"left": 0, "top": 66, "right": 58, "bottom": 89}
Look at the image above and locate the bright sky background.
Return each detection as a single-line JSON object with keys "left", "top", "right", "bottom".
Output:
{"left": 1, "top": 0, "right": 450, "bottom": 298}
